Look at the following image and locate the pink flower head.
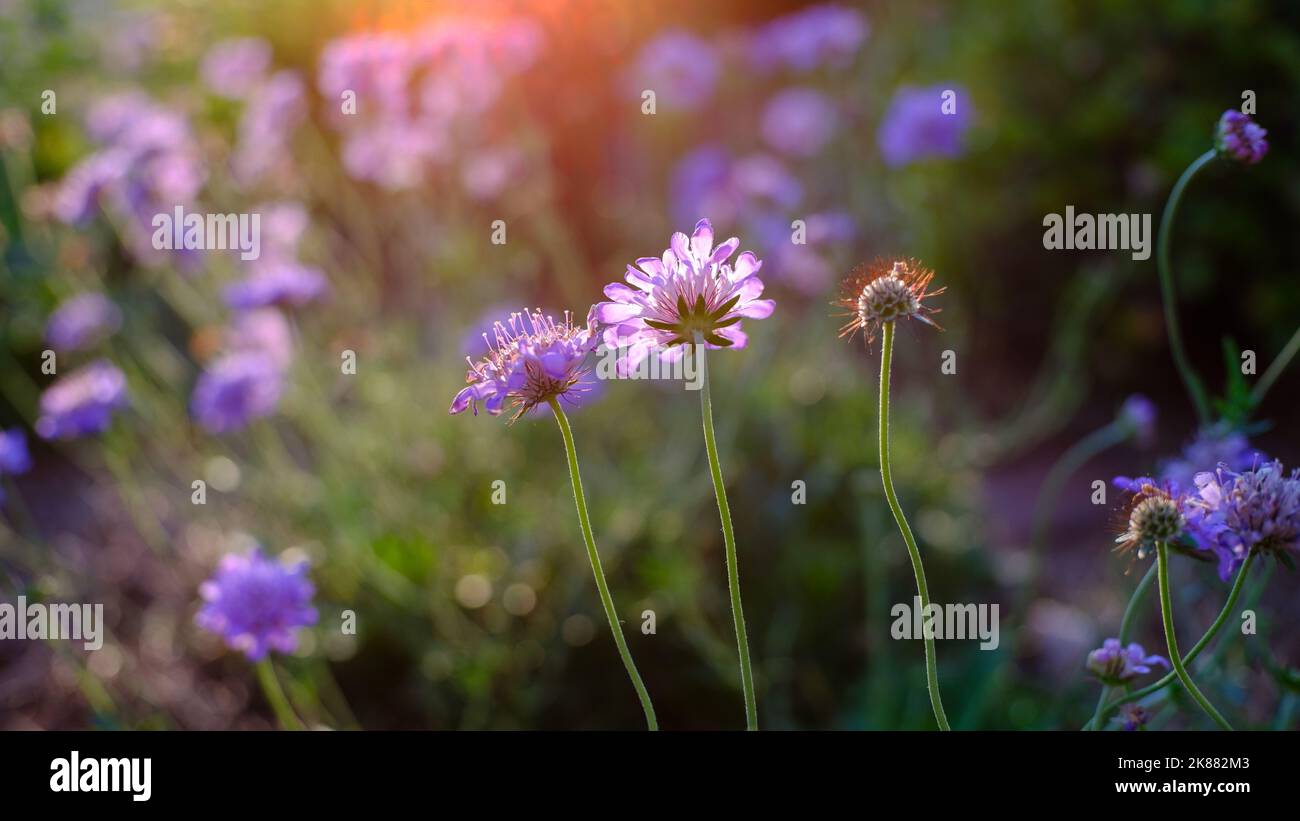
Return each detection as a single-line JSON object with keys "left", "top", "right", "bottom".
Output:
{"left": 594, "top": 218, "right": 773, "bottom": 376}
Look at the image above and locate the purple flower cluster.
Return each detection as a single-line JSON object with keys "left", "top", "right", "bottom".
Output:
{"left": 594, "top": 218, "right": 773, "bottom": 375}
{"left": 201, "top": 37, "right": 273, "bottom": 100}
{"left": 749, "top": 4, "right": 869, "bottom": 73}
{"left": 196, "top": 548, "right": 317, "bottom": 661}
{"left": 45, "top": 293, "right": 122, "bottom": 352}
{"left": 233, "top": 71, "right": 307, "bottom": 186}
{"left": 760, "top": 88, "right": 839, "bottom": 157}
{"left": 54, "top": 92, "right": 205, "bottom": 268}
{"left": 625, "top": 31, "right": 720, "bottom": 112}
{"left": 1158, "top": 426, "right": 1264, "bottom": 490}
{"left": 877, "top": 84, "right": 972, "bottom": 167}
{"left": 1193, "top": 460, "right": 1300, "bottom": 579}
{"left": 1086, "top": 638, "right": 1169, "bottom": 685}
{"left": 223, "top": 201, "right": 328, "bottom": 310}
{"left": 191, "top": 352, "right": 286, "bottom": 435}
{"left": 450, "top": 308, "right": 599, "bottom": 420}
{"left": 1215, "top": 110, "right": 1268, "bottom": 165}
{"left": 671, "top": 147, "right": 852, "bottom": 294}
{"left": 319, "top": 18, "right": 544, "bottom": 192}
{"left": 35, "top": 361, "right": 129, "bottom": 440}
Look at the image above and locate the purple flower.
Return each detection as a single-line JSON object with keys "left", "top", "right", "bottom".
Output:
{"left": 671, "top": 147, "right": 804, "bottom": 228}
{"left": 450, "top": 308, "right": 599, "bottom": 420}
{"left": 36, "top": 361, "right": 128, "bottom": 440}
{"left": 1215, "top": 110, "right": 1268, "bottom": 165}
{"left": 460, "top": 146, "right": 520, "bottom": 201}
{"left": 234, "top": 71, "right": 306, "bottom": 185}
{"left": 0, "top": 428, "right": 32, "bottom": 475}
{"left": 750, "top": 4, "right": 868, "bottom": 73}
{"left": 1116, "top": 394, "right": 1157, "bottom": 448}
{"left": 256, "top": 201, "right": 310, "bottom": 257}
{"left": 594, "top": 219, "right": 773, "bottom": 376}
{"left": 196, "top": 547, "right": 317, "bottom": 661}
{"left": 191, "top": 352, "right": 285, "bottom": 434}
{"left": 1086, "top": 638, "right": 1169, "bottom": 685}
{"left": 224, "top": 259, "right": 329, "bottom": 310}
{"left": 201, "top": 38, "right": 273, "bottom": 99}
{"left": 1116, "top": 703, "right": 1153, "bottom": 731}
{"left": 760, "top": 88, "right": 839, "bottom": 157}
{"left": 1159, "top": 426, "right": 1264, "bottom": 490}
{"left": 1193, "top": 460, "right": 1300, "bottom": 579}
{"left": 877, "top": 84, "right": 972, "bottom": 167}
{"left": 227, "top": 308, "right": 294, "bottom": 370}
{"left": 45, "top": 293, "right": 123, "bottom": 351}
{"left": 1112, "top": 476, "right": 1217, "bottom": 561}
{"left": 626, "top": 31, "right": 720, "bottom": 112}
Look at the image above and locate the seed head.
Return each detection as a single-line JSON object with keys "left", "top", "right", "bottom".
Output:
{"left": 834, "top": 259, "right": 943, "bottom": 346}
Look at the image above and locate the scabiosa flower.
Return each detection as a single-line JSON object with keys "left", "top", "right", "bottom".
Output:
{"left": 35, "top": 360, "right": 128, "bottom": 440}
{"left": 760, "top": 88, "right": 839, "bottom": 157}
{"left": 1214, "top": 110, "right": 1268, "bottom": 165}
{"left": 191, "top": 351, "right": 285, "bottom": 434}
{"left": 45, "top": 293, "right": 122, "bottom": 351}
{"left": 1087, "top": 638, "right": 1169, "bottom": 685}
{"left": 594, "top": 219, "right": 773, "bottom": 376}
{"left": 0, "top": 428, "right": 31, "bottom": 475}
{"left": 833, "top": 259, "right": 943, "bottom": 346}
{"left": 450, "top": 308, "right": 599, "bottom": 421}
{"left": 1194, "top": 460, "right": 1300, "bottom": 579}
{"left": 1159, "top": 425, "right": 1264, "bottom": 490}
{"left": 196, "top": 547, "right": 317, "bottom": 661}
{"left": 877, "top": 84, "right": 972, "bottom": 167}
{"left": 625, "top": 31, "right": 720, "bottom": 112}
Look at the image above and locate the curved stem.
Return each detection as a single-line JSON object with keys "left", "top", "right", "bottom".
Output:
{"left": 879, "top": 322, "right": 950, "bottom": 730}
{"left": 1092, "top": 549, "right": 1255, "bottom": 727}
{"left": 1156, "top": 542, "right": 1233, "bottom": 730}
{"left": 1251, "top": 323, "right": 1300, "bottom": 407}
{"left": 694, "top": 342, "right": 758, "bottom": 730}
{"left": 1156, "top": 150, "right": 1217, "bottom": 425}
{"left": 549, "top": 399, "right": 658, "bottom": 730}
{"left": 1085, "top": 562, "right": 1156, "bottom": 730}
{"left": 256, "top": 659, "right": 305, "bottom": 731}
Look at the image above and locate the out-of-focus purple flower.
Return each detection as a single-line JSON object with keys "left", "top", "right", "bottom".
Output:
{"left": 760, "top": 88, "right": 839, "bottom": 157}
{"left": 450, "top": 308, "right": 599, "bottom": 420}
{"left": 750, "top": 4, "right": 868, "bottom": 73}
{"left": 36, "top": 361, "right": 129, "bottom": 440}
{"left": 672, "top": 147, "right": 804, "bottom": 229}
{"left": 877, "top": 84, "right": 972, "bottom": 167}
{"left": 340, "top": 119, "right": 448, "bottom": 190}
{"left": 594, "top": 219, "right": 773, "bottom": 375}
{"left": 460, "top": 147, "right": 519, "bottom": 201}
{"left": 191, "top": 351, "right": 285, "bottom": 434}
{"left": 1116, "top": 394, "right": 1157, "bottom": 448}
{"left": 1215, "top": 110, "right": 1268, "bottom": 165}
{"left": 234, "top": 71, "right": 306, "bottom": 185}
{"left": 224, "top": 259, "right": 329, "bottom": 310}
{"left": 227, "top": 308, "right": 294, "bottom": 370}
{"left": 626, "top": 31, "right": 720, "bottom": 112}
{"left": 1116, "top": 703, "right": 1153, "bottom": 731}
{"left": 1159, "top": 426, "right": 1264, "bottom": 490}
{"left": 201, "top": 38, "right": 273, "bottom": 99}
{"left": 45, "top": 293, "right": 123, "bottom": 351}
{"left": 196, "top": 547, "right": 317, "bottom": 661}
{"left": 0, "top": 428, "right": 32, "bottom": 475}
{"left": 256, "top": 201, "right": 309, "bottom": 257}
{"left": 1193, "top": 460, "right": 1300, "bottom": 580}
{"left": 1086, "top": 638, "right": 1169, "bottom": 685}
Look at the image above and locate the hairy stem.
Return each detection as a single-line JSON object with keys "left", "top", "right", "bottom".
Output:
{"left": 550, "top": 399, "right": 658, "bottom": 730}
{"left": 1156, "top": 149, "right": 1217, "bottom": 425}
{"left": 1156, "top": 542, "right": 1233, "bottom": 730}
{"left": 879, "top": 322, "right": 950, "bottom": 730}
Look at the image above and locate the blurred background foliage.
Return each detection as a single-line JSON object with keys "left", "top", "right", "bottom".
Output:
{"left": 1, "top": 0, "right": 1298, "bottom": 729}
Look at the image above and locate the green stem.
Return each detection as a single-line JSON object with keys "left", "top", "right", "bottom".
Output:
{"left": 879, "top": 322, "right": 950, "bottom": 731}
{"left": 549, "top": 398, "right": 658, "bottom": 730}
{"left": 1156, "top": 149, "right": 1217, "bottom": 425}
{"left": 1085, "top": 562, "right": 1156, "bottom": 730}
{"left": 1251, "top": 323, "right": 1300, "bottom": 407}
{"left": 1156, "top": 542, "right": 1232, "bottom": 730}
{"left": 694, "top": 342, "right": 758, "bottom": 730}
{"left": 256, "top": 659, "right": 305, "bottom": 731}
{"left": 1092, "top": 550, "right": 1256, "bottom": 727}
